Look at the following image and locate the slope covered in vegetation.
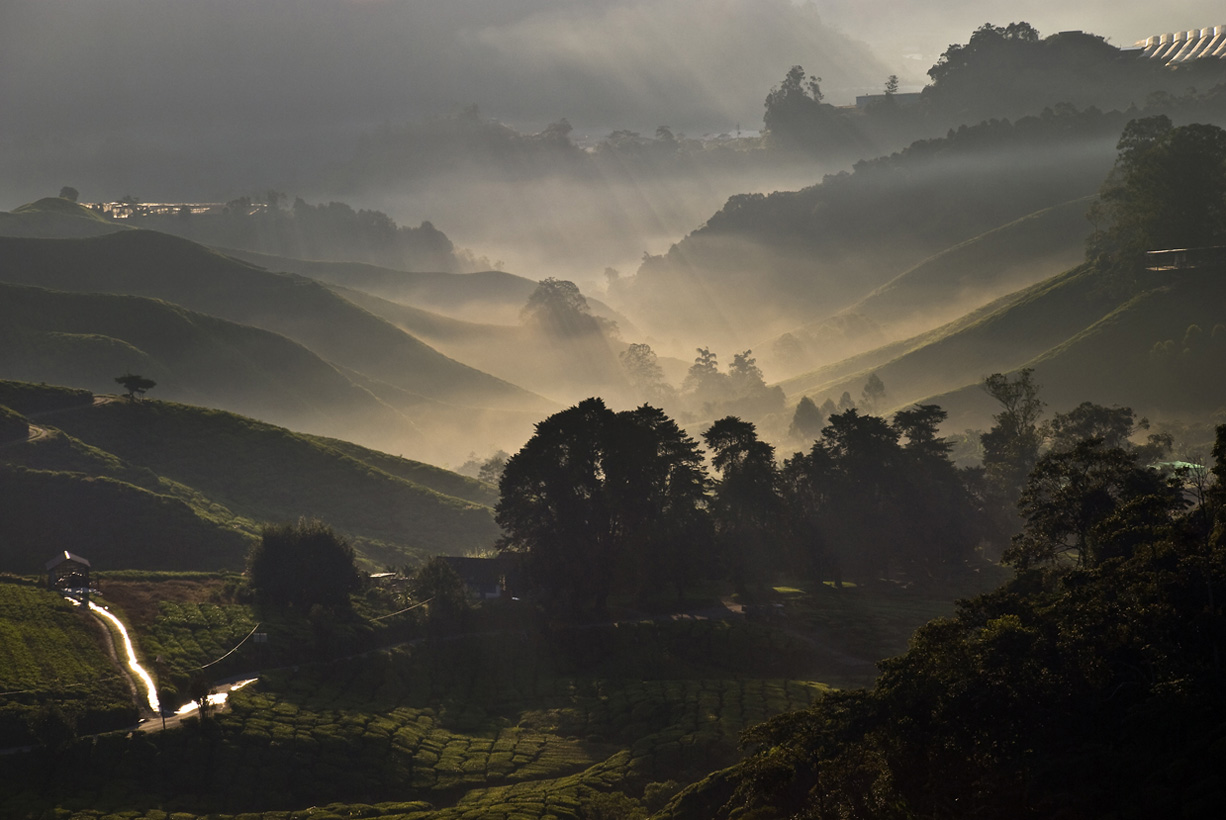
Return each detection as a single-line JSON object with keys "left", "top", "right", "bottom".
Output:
{"left": 0, "top": 382, "right": 500, "bottom": 573}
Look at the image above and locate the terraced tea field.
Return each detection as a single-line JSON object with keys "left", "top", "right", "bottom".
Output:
{"left": 0, "top": 576, "right": 137, "bottom": 746}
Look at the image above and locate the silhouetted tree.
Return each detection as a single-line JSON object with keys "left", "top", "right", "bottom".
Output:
{"left": 682, "top": 347, "right": 730, "bottom": 409}
{"left": 1005, "top": 438, "right": 1172, "bottom": 569}
{"left": 497, "top": 399, "right": 709, "bottom": 615}
{"left": 788, "top": 396, "right": 825, "bottom": 444}
{"left": 409, "top": 556, "right": 471, "bottom": 626}
{"left": 860, "top": 373, "right": 886, "bottom": 414}
{"left": 521, "top": 277, "right": 605, "bottom": 337}
{"left": 704, "top": 416, "right": 779, "bottom": 594}
{"left": 247, "top": 518, "right": 360, "bottom": 610}
{"left": 1090, "top": 117, "right": 1226, "bottom": 259}
{"left": 620, "top": 342, "right": 674, "bottom": 404}
{"left": 114, "top": 373, "right": 156, "bottom": 400}
{"left": 58, "top": 186, "right": 79, "bottom": 202}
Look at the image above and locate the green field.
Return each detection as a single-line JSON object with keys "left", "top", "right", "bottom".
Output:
{"left": 0, "top": 576, "right": 138, "bottom": 746}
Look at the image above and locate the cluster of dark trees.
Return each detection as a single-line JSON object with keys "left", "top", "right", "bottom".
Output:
{"left": 495, "top": 394, "right": 998, "bottom": 617}
{"left": 762, "top": 23, "right": 1226, "bottom": 160}
{"left": 1089, "top": 115, "right": 1226, "bottom": 261}
{"left": 495, "top": 367, "right": 1193, "bottom": 622}
{"left": 619, "top": 344, "right": 785, "bottom": 423}
{"left": 684, "top": 424, "right": 1226, "bottom": 820}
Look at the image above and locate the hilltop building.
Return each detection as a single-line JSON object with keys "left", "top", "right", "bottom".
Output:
{"left": 1135, "top": 26, "right": 1226, "bottom": 64}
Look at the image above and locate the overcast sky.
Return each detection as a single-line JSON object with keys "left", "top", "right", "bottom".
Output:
{"left": 2, "top": 0, "right": 1221, "bottom": 204}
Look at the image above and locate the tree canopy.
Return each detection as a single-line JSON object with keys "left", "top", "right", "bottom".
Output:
{"left": 114, "top": 373, "right": 156, "bottom": 400}
{"left": 686, "top": 424, "right": 1226, "bottom": 820}
{"left": 1090, "top": 117, "right": 1226, "bottom": 259}
{"left": 246, "top": 518, "right": 361, "bottom": 610}
{"left": 496, "top": 398, "right": 709, "bottom": 614}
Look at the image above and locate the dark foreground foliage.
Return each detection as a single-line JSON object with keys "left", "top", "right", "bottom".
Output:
{"left": 668, "top": 427, "right": 1226, "bottom": 820}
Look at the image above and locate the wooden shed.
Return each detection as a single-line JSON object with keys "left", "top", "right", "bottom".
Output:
{"left": 45, "top": 551, "right": 91, "bottom": 593}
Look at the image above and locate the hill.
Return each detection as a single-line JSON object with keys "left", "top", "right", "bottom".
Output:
{"left": 0, "top": 230, "right": 555, "bottom": 463}
{"left": 0, "top": 197, "right": 128, "bottom": 239}
{"left": 0, "top": 281, "right": 426, "bottom": 451}
{"left": 780, "top": 262, "right": 1226, "bottom": 437}
{"left": 0, "top": 382, "right": 501, "bottom": 574}
{"left": 613, "top": 108, "right": 1134, "bottom": 351}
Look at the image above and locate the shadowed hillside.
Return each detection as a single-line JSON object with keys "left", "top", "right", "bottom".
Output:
{"left": 0, "top": 230, "right": 556, "bottom": 462}
{"left": 0, "top": 197, "right": 127, "bottom": 239}
{"left": 0, "top": 282, "right": 426, "bottom": 450}
{"left": 781, "top": 263, "right": 1226, "bottom": 436}
{"left": 0, "top": 382, "right": 501, "bottom": 573}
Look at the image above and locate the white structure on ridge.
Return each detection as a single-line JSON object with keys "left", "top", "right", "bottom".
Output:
{"left": 1135, "top": 26, "right": 1226, "bottom": 64}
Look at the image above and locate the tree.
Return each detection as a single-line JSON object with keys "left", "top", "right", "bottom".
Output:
{"left": 860, "top": 373, "right": 886, "bottom": 414}
{"left": 620, "top": 342, "right": 674, "bottom": 405}
{"left": 497, "top": 399, "right": 709, "bottom": 614}
{"left": 763, "top": 65, "right": 838, "bottom": 151}
{"left": 788, "top": 396, "right": 825, "bottom": 444}
{"left": 682, "top": 347, "right": 730, "bottom": 409}
{"left": 114, "top": 373, "right": 156, "bottom": 400}
{"left": 409, "top": 556, "right": 470, "bottom": 625}
{"left": 1005, "top": 438, "right": 1171, "bottom": 569}
{"left": 477, "top": 451, "right": 509, "bottom": 485}
{"left": 1090, "top": 118, "right": 1226, "bottom": 259}
{"left": 246, "top": 518, "right": 361, "bottom": 610}
{"left": 980, "top": 369, "right": 1045, "bottom": 549}
{"left": 704, "top": 416, "right": 779, "bottom": 594}
{"left": 884, "top": 75, "right": 900, "bottom": 96}
{"left": 58, "top": 186, "right": 79, "bottom": 202}
{"left": 520, "top": 277, "right": 604, "bottom": 336}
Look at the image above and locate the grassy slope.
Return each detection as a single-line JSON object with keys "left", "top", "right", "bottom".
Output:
{"left": 760, "top": 199, "right": 1091, "bottom": 372}
{"left": 0, "top": 198, "right": 127, "bottom": 239}
{"left": 0, "top": 281, "right": 426, "bottom": 451}
{"left": 337, "top": 286, "right": 635, "bottom": 403}
{"left": 12, "top": 393, "right": 499, "bottom": 566}
{"left": 0, "top": 231, "right": 549, "bottom": 415}
{"left": 219, "top": 245, "right": 632, "bottom": 330}
{"left": 778, "top": 262, "right": 1137, "bottom": 413}
{"left": 0, "top": 382, "right": 502, "bottom": 573}
{"left": 218, "top": 246, "right": 539, "bottom": 323}
{"left": 922, "top": 269, "right": 1226, "bottom": 428}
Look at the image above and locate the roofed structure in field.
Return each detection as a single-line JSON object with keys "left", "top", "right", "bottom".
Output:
{"left": 45, "top": 551, "right": 91, "bottom": 591}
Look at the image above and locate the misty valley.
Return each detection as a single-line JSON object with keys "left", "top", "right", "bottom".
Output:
{"left": 4, "top": 6, "right": 1226, "bottom": 820}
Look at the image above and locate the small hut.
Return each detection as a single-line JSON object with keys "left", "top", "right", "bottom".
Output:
{"left": 46, "top": 551, "right": 91, "bottom": 595}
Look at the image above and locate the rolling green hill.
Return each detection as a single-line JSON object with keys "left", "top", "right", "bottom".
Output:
{"left": 0, "top": 197, "right": 127, "bottom": 239}
{"left": 0, "top": 230, "right": 555, "bottom": 462}
{"left": 920, "top": 268, "right": 1226, "bottom": 430}
{"left": 760, "top": 198, "right": 1093, "bottom": 375}
{"left": 616, "top": 109, "right": 1129, "bottom": 348}
{"left": 221, "top": 245, "right": 636, "bottom": 332}
{"left": 781, "top": 263, "right": 1226, "bottom": 435}
{"left": 0, "top": 382, "right": 502, "bottom": 574}
{"left": 218, "top": 246, "right": 541, "bottom": 324}
{"left": 0, "top": 281, "right": 426, "bottom": 451}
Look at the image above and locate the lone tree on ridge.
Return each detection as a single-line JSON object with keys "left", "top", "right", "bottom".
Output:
{"left": 115, "top": 373, "right": 156, "bottom": 400}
